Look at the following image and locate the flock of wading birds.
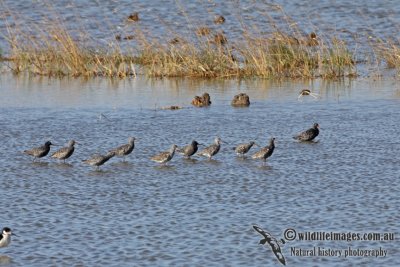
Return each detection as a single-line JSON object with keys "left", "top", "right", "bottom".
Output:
{"left": 22, "top": 122, "right": 320, "bottom": 169}
{"left": 21, "top": 89, "right": 320, "bottom": 169}
{"left": 2, "top": 91, "right": 319, "bottom": 248}
{"left": 4, "top": 125, "right": 320, "bottom": 250}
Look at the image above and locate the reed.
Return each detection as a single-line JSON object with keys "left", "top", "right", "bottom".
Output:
{"left": 6, "top": 24, "right": 136, "bottom": 78}
{"left": 135, "top": 38, "right": 239, "bottom": 77}
{"left": 373, "top": 39, "right": 400, "bottom": 69}
{"left": 0, "top": 5, "right": 356, "bottom": 79}
{"left": 134, "top": 31, "right": 355, "bottom": 78}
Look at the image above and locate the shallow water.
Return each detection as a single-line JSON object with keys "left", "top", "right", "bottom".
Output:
{"left": 0, "top": 74, "right": 399, "bottom": 266}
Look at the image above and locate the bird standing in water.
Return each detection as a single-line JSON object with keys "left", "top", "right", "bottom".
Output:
{"left": 198, "top": 137, "right": 222, "bottom": 160}
{"left": 51, "top": 140, "right": 76, "bottom": 163}
{"left": 177, "top": 140, "right": 200, "bottom": 158}
{"left": 293, "top": 123, "right": 320, "bottom": 141}
{"left": 233, "top": 141, "right": 256, "bottom": 157}
{"left": 82, "top": 151, "right": 115, "bottom": 170}
{"left": 150, "top": 144, "right": 178, "bottom": 165}
{"left": 109, "top": 137, "right": 136, "bottom": 161}
{"left": 252, "top": 138, "right": 275, "bottom": 163}
{"left": 24, "top": 141, "right": 54, "bottom": 161}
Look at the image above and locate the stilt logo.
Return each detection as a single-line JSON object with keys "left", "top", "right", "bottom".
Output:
{"left": 253, "top": 225, "right": 287, "bottom": 265}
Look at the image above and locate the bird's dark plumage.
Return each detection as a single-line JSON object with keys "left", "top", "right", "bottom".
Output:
{"left": 293, "top": 123, "right": 319, "bottom": 141}
{"left": 253, "top": 225, "right": 286, "bottom": 265}
{"left": 251, "top": 138, "right": 275, "bottom": 161}
{"left": 177, "top": 140, "right": 199, "bottom": 158}
{"left": 24, "top": 141, "right": 53, "bottom": 160}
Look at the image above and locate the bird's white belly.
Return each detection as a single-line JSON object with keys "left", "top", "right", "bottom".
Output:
{"left": 0, "top": 236, "right": 10, "bottom": 248}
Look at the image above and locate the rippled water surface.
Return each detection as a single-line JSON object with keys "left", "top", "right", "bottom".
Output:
{"left": 1, "top": 0, "right": 400, "bottom": 55}
{"left": 0, "top": 74, "right": 399, "bottom": 266}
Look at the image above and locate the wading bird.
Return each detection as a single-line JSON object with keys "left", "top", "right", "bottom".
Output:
{"left": 24, "top": 141, "right": 54, "bottom": 161}
{"left": 109, "top": 137, "right": 136, "bottom": 161}
{"left": 233, "top": 141, "right": 256, "bottom": 157}
{"left": 293, "top": 123, "right": 320, "bottom": 142}
{"left": 82, "top": 151, "right": 115, "bottom": 170}
{"left": 198, "top": 137, "right": 222, "bottom": 160}
{"left": 251, "top": 138, "right": 275, "bottom": 163}
{"left": 51, "top": 140, "right": 76, "bottom": 163}
{"left": 150, "top": 144, "right": 178, "bottom": 165}
{"left": 177, "top": 140, "right": 200, "bottom": 158}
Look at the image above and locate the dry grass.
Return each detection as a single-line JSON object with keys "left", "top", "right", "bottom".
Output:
{"left": 134, "top": 31, "right": 355, "bottom": 78}
{"left": 5, "top": 24, "right": 136, "bottom": 78}
{"left": 135, "top": 40, "right": 239, "bottom": 78}
{"left": 373, "top": 39, "right": 400, "bottom": 69}
{"left": 0, "top": 5, "right": 357, "bottom": 79}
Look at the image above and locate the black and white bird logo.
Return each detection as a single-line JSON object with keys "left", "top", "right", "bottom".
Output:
{"left": 253, "top": 225, "right": 286, "bottom": 265}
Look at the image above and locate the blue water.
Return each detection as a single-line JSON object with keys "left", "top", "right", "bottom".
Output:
{"left": 0, "top": 74, "right": 399, "bottom": 266}
{"left": 0, "top": 0, "right": 400, "bottom": 265}
{"left": 1, "top": 0, "right": 400, "bottom": 57}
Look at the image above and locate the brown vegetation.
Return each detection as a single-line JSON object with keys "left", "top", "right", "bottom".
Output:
{"left": 0, "top": 6, "right": 359, "bottom": 79}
